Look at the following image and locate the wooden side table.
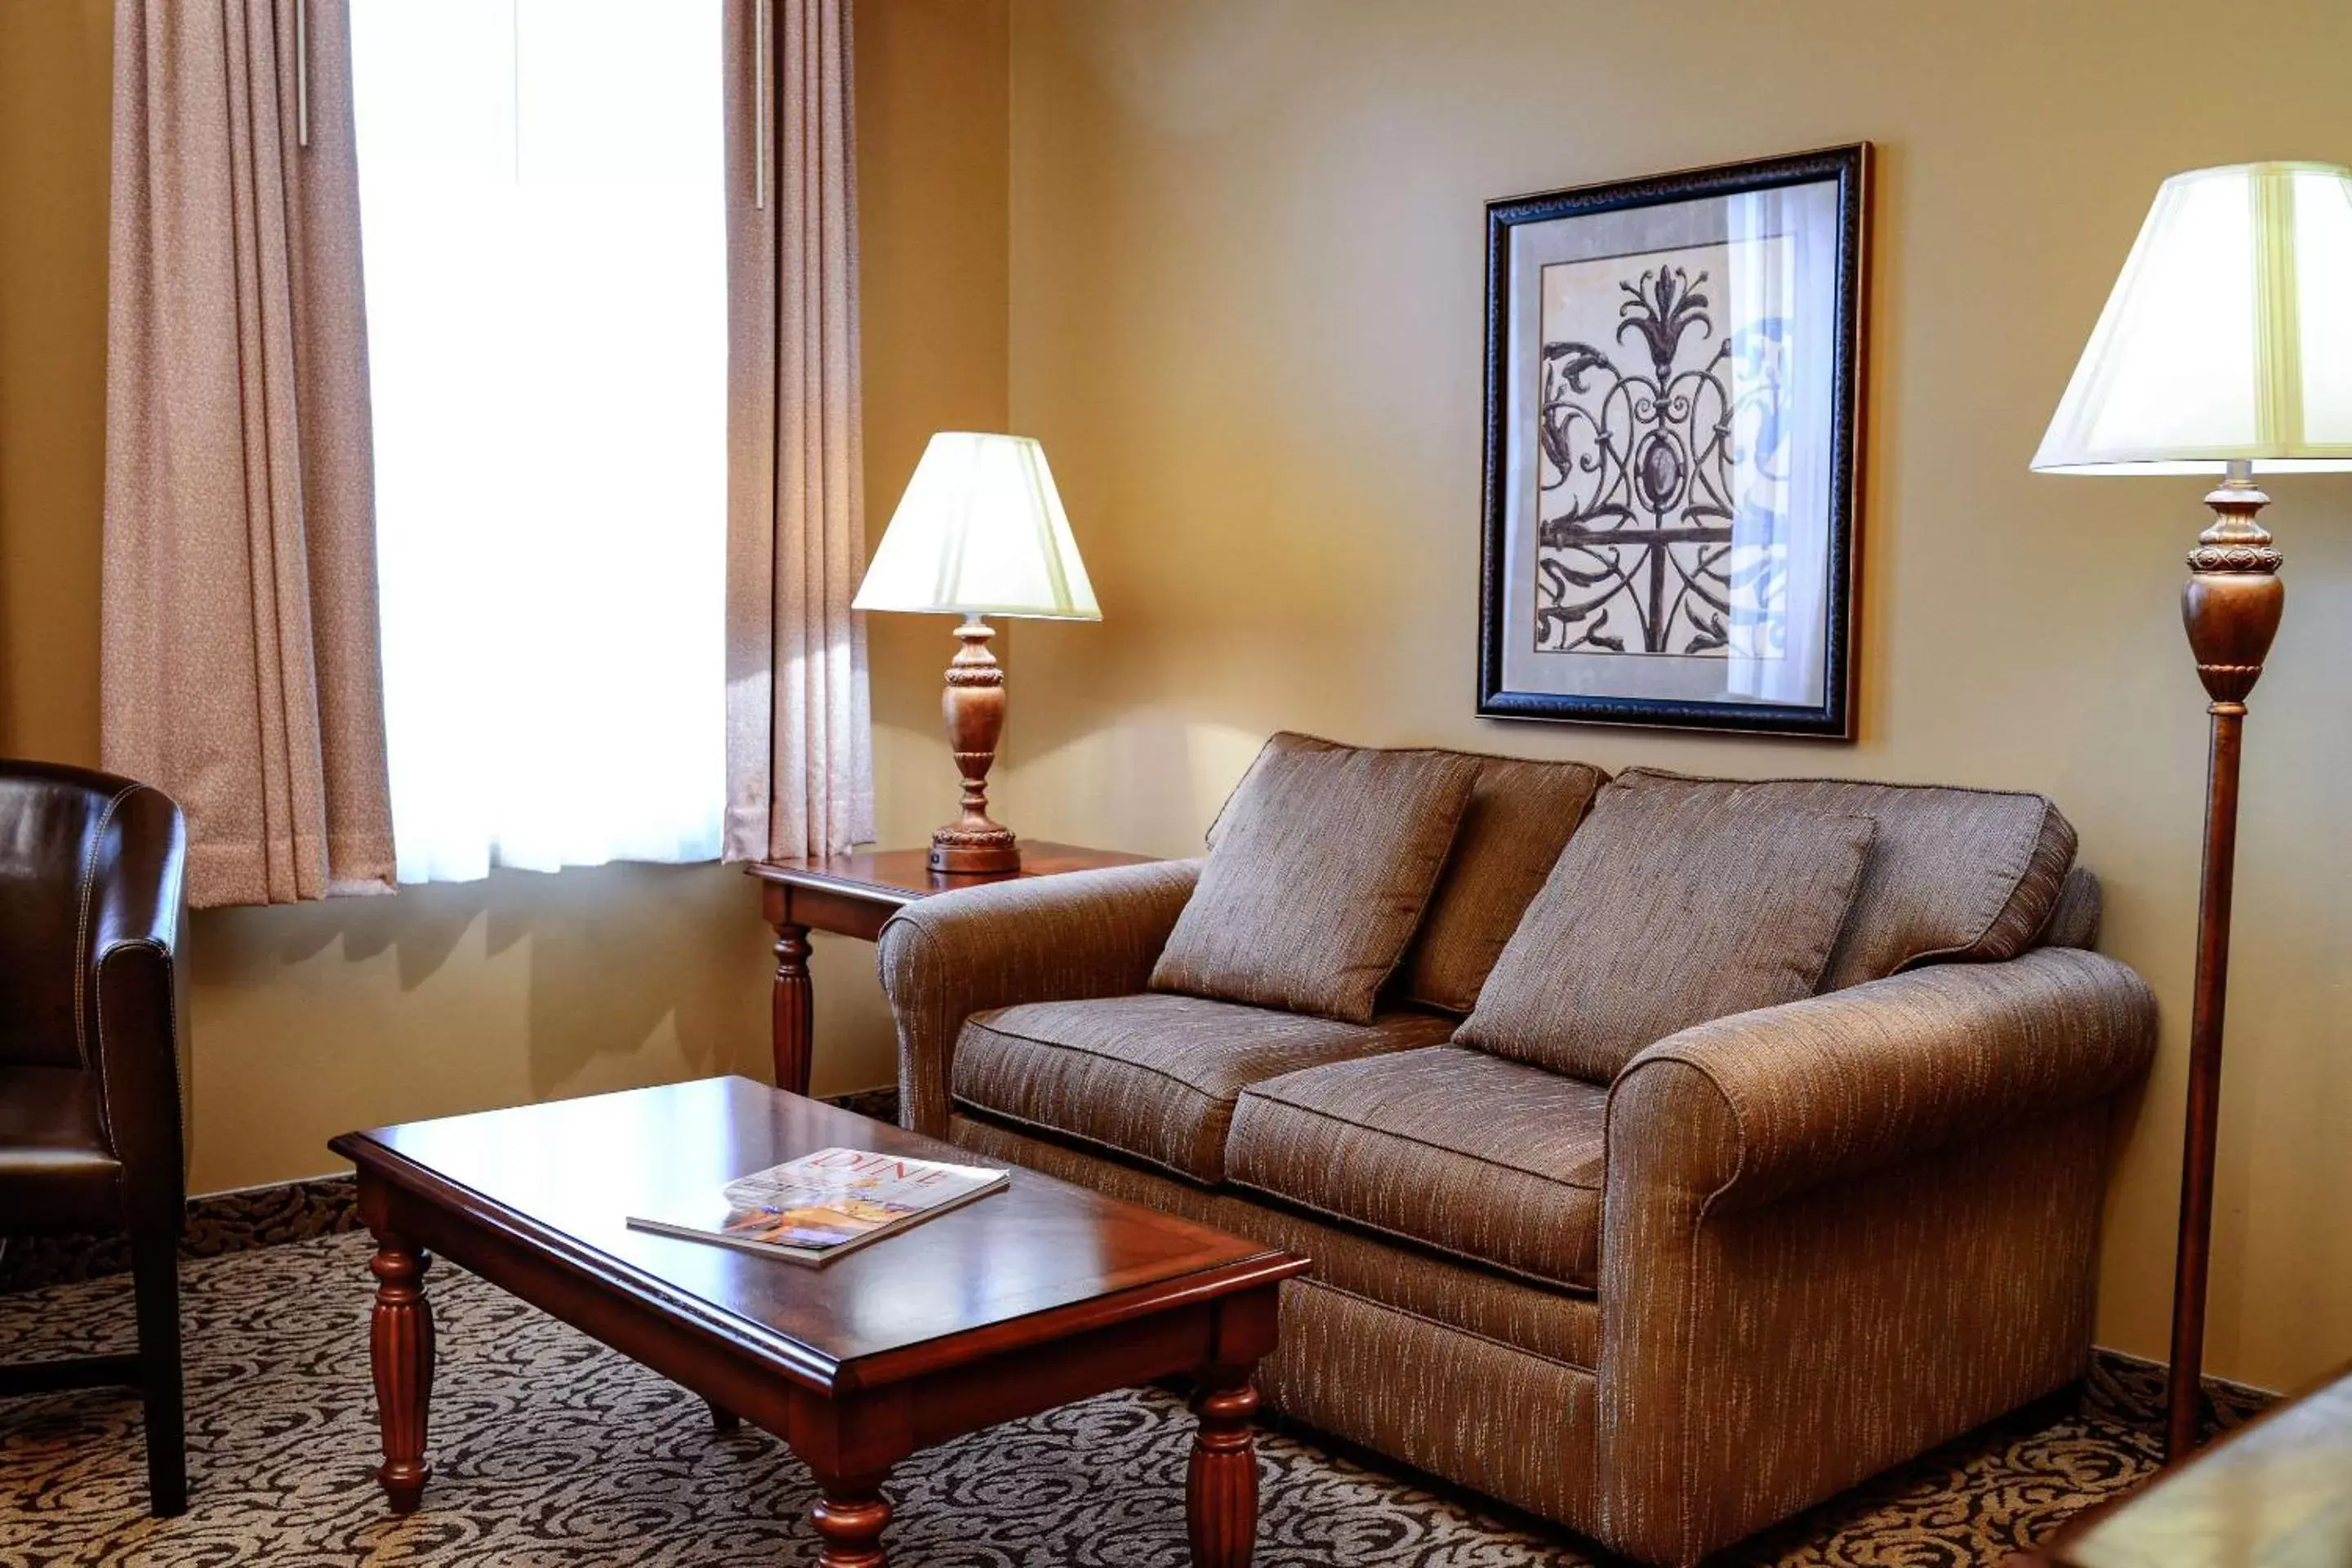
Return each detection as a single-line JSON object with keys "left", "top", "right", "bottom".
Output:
{"left": 745, "top": 842, "right": 1155, "bottom": 1095}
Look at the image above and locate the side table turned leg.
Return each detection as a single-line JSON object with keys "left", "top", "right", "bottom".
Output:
{"left": 1187, "top": 1365, "right": 1263, "bottom": 1567}
{"left": 811, "top": 1470, "right": 893, "bottom": 1566}
{"left": 771, "top": 920, "right": 814, "bottom": 1095}
{"left": 368, "top": 1239, "right": 436, "bottom": 1513}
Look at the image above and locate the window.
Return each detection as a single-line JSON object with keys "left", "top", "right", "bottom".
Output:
{"left": 351, "top": 0, "right": 728, "bottom": 883}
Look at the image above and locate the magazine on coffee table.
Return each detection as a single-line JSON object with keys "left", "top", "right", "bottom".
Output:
{"left": 627, "top": 1147, "right": 1009, "bottom": 1266}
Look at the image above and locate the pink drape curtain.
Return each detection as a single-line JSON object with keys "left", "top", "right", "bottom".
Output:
{"left": 101, "top": 0, "right": 394, "bottom": 907}
{"left": 723, "top": 0, "right": 877, "bottom": 862}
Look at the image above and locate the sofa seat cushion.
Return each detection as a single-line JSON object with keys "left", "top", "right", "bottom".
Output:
{"left": 952, "top": 993, "right": 1455, "bottom": 1183}
{"left": 951, "top": 1111, "right": 1603, "bottom": 1371}
{"left": 1226, "top": 1046, "right": 1606, "bottom": 1290}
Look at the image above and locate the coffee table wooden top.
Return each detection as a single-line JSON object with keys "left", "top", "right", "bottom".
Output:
{"left": 328, "top": 1076, "right": 1299, "bottom": 1396}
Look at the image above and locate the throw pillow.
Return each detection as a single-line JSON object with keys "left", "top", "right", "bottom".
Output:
{"left": 1454, "top": 782, "right": 1876, "bottom": 1081}
{"left": 1153, "top": 737, "right": 1480, "bottom": 1023}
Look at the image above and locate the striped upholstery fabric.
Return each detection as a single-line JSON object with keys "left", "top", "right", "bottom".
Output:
{"left": 951, "top": 995, "right": 1454, "bottom": 1183}
{"left": 1611, "top": 947, "right": 2156, "bottom": 1213}
{"left": 951, "top": 1112, "right": 1601, "bottom": 1369}
{"left": 1456, "top": 787, "right": 1876, "bottom": 1083}
{"left": 1396, "top": 752, "right": 1606, "bottom": 1013}
{"left": 877, "top": 858, "right": 1203, "bottom": 1136}
{"left": 1209, "top": 734, "right": 1607, "bottom": 1015}
{"left": 1227, "top": 1046, "right": 1606, "bottom": 1289}
{"left": 959, "top": 1111, "right": 1606, "bottom": 1528}
{"left": 2037, "top": 865, "right": 2103, "bottom": 950}
{"left": 1598, "top": 949, "right": 2155, "bottom": 1562}
{"left": 1155, "top": 737, "right": 1479, "bottom": 1023}
{"left": 1607, "top": 768, "right": 2078, "bottom": 991}
{"left": 1261, "top": 1277, "right": 1599, "bottom": 1530}
{"left": 877, "top": 751, "right": 2158, "bottom": 1568}
{"left": 1602, "top": 1102, "right": 2120, "bottom": 1565}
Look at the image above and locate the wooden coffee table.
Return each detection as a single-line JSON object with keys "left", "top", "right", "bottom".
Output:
{"left": 328, "top": 1077, "right": 1307, "bottom": 1566}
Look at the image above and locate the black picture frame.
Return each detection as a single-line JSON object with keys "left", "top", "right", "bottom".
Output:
{"left": 1477, "top": 143, "right": 1872, "bottom": 739}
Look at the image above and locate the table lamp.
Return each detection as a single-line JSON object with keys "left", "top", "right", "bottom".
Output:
{"left": 853, "top": 432, "right": 1101, "bottom": 874}
{"left": 2033, "top": 161, "right": 2352, "bottom": 1460}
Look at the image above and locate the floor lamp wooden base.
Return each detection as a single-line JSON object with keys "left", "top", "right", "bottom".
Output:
{"left": 2166, "top": 461, "right": 2283, "bottom": 1462}
{"left": 930, "top": 615, "right": 1021, "bottom": 875}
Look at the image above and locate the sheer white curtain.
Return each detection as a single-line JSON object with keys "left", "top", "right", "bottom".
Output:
{"left": 352, "top": 0, "right": 728, "bottom": 883}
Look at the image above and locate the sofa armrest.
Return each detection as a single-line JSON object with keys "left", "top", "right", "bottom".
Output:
{"left": 876, "top": 858, "right": 1202, "bottom": 1136}
{"left": 1610, "top": 946, "right": 2156, "bottom": 1214}
{"left": 1591, "top": 946, "right": 2156, "bottom": 1565}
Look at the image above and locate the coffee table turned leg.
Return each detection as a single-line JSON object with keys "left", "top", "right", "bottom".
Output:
{"left": 368, "top": 1239, "right": 436, "bottom": 1513}
{"left": 1187, "top": 1365, "right": 1263, "bottom": 1567}
{"left": 811, "top": 1472, "right": 892, "bottom": 1566}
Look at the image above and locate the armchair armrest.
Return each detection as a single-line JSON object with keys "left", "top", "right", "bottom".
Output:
{"left": 1610, "top": 946, "right": 2157, "bottom": 1214}
{"left": 85, "top": 784, "right": 189, "bottom": 1227}
{"left": 877, "top": 858, "right": 1201, "bottom": 1135}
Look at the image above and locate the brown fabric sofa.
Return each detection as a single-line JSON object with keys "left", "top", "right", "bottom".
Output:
{"left": 875, "top": 742, "right": 2156, "bottom": 1566}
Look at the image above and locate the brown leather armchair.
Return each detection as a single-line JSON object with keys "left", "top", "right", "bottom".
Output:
{"left": 0, "top": 762, "right": 189, "bottom": 1516}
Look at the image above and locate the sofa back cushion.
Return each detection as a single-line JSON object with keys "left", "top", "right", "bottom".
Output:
{"left": 1606, "top": 768, "right": 2078, "bottom": 991}
{"left": 1454, "top": 783, "right": 1876, "bottom": 1081}
{"left": 1155, "top": 737, "right": 1479, "bottom": 1023}
{"left": 1398, "top": 753, "right": 1608, "bottom": 1013}
{"left": 2034, "top": 865, "right": 2103, "bottom": 951}
{"left": 1206, "top": 733, "right": 1608, "bottom": 1015}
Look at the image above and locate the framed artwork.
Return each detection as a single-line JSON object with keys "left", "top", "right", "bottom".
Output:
{"left": 1478, "top": 144, "right": 1871, "bottom": 738}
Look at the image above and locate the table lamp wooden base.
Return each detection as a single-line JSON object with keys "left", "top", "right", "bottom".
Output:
{"left": 931, "top": 615, "right": 1021, "bottom": 875}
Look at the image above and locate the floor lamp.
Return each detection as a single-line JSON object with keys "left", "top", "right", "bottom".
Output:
{"left": 2032, "top": 162, "right": 2352, "bottom": 1462}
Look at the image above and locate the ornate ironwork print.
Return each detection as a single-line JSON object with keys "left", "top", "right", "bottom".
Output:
{"left": 1535, "top": 261, "right": 1791, "bottom": 657}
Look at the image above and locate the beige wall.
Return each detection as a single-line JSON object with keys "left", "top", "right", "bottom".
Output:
{"left": 0, "top": 0, "right": 109, "bottom": 766}
{"left": 0, "top": 0, "right": 1009, "bottom": 1193}
{"left": 996, "top": 0, "right": 2352, "bottom": 1392}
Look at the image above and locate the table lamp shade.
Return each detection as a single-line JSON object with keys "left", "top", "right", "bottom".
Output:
{"left": 853, "top": 433, "right": 1102, "bottom": 619}
{"left": 2033, "top": 162, "right": 2352, "bottom": 474}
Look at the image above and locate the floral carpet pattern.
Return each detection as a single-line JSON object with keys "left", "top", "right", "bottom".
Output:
{"left": 0, "top": 1228, "right": 2238, "bottom": 1566}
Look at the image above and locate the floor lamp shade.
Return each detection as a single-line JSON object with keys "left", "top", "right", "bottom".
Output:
{"left": 2034, "top": 163, "right": 2352, "bottom": 476}
{"left": 854, "top": 432, "right": 1100, "bottom": 874}
{"left": 2030, "top": 161, "right": 2352, "bottom": 1465}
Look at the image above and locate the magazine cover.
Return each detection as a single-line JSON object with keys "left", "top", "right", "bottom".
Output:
{"left": 628, "top": 1147, "right": 1008, "bottom": 1264}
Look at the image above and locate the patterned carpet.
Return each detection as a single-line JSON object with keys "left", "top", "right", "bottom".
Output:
{"left": 0, "top": 1228, "right": 2216, "bottom": 1566}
